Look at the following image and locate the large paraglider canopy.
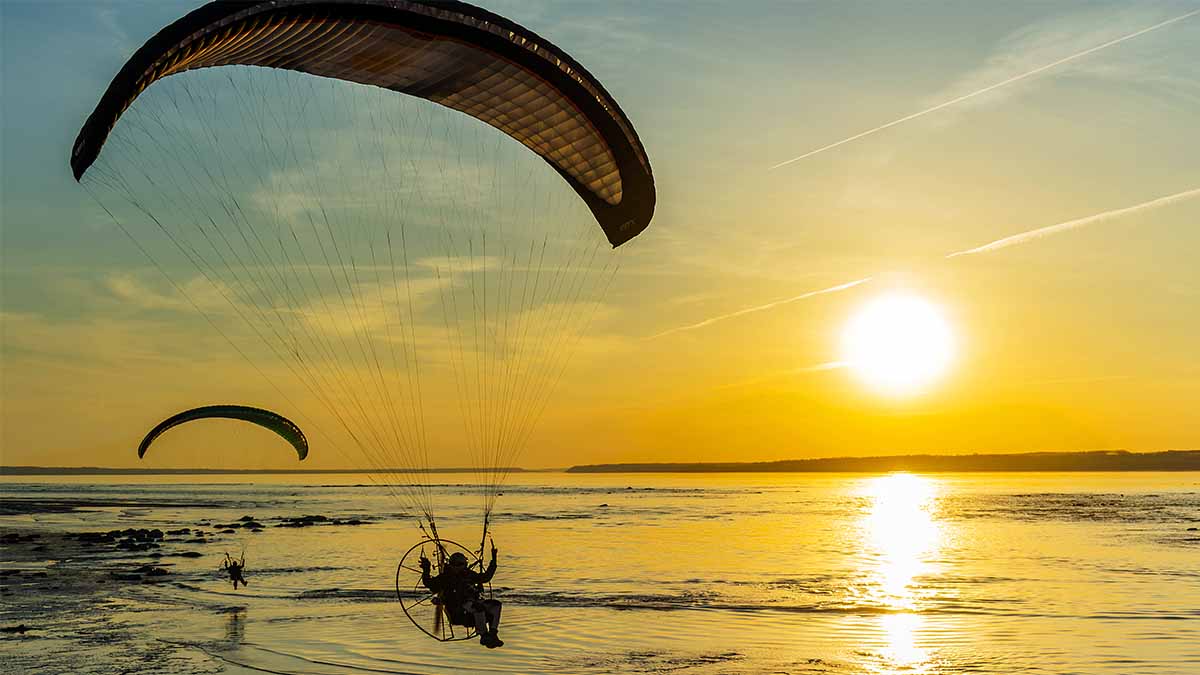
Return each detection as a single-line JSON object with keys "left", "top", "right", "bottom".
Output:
{"left": 71, "top": 0, "right": 654, "bottom": 246}
{"left": 137, "top": 405, "right": 309, "bottom": 460}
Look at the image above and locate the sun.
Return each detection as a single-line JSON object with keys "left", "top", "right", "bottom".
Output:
{"left": 841, "top": 293, "right": 954, "bottom": 395}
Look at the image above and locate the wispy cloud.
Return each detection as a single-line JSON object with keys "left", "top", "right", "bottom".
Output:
{"left": 103, "top": 272, "right": 230, "bottom": 313}
{"left": 796, "top": 360, "right": 848, "bottom": 373}
{"left": 929, "top": 5, "right": 1200, "bottom": 112}
{"left": 647, "top": 277, "right": 872, "bottom": 340}
{"left": 94, "top": 5, "right": 132, "bottom": 57}
{"left": 1032, "top": 374, "right": 1135, "bottom": 386}
{"left": 715, "top": 361, "right": 848, "bottom": 392}
{"left": 946, "top": 187, "right": 1200, "bottom": 258}
{"left": 770, "top": 8, "right": 1200, "bottom": 170}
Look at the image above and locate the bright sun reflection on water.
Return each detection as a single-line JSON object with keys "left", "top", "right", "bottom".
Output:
{"left": 864, "top": 473, "right": 940, "bottom": 606}
{"left": 860, "top": 473, "right": 943, "bottom": 670}
{"left": 879, "top": 613, "right": 926, "bottom": 667}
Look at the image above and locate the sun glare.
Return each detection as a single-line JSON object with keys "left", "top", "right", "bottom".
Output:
{"left": 841, "top": 293, "right": 954, "bottom": 395}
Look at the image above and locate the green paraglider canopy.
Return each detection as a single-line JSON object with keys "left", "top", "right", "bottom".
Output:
{"left": 137, "top": 405, "right": 309, "bottom": 460}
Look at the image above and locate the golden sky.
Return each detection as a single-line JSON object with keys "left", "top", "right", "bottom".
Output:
{"left": 2, "top": 2, "right": 1198, "bottom": 469}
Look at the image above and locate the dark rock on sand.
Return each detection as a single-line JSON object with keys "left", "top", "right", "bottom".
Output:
{"left": 73, "top": 528, "right": 169, "bottom": 553}
{"left": 134, "top": 565, "right": 169, "bottom": 577}
{"left": 278, "top": 516, "right": 314, "bottom": 527}
{"left": 76, "top": 532, "right": 114, "bottom": 544}
{"left": 2, "top": 624, "right": 31, "bottom": 634}
{"left": 117, "top": 540, "right": 158, "bottom": 552}
{"left": 278, "top": 514, "right": 366, "bottom": 528}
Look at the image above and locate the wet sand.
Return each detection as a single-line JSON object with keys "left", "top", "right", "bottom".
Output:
{"left": 1, "top": 498, "right": 369, "bottom": 675}
{"left": 1, "top": 523, "right": 202, "bottom": 674}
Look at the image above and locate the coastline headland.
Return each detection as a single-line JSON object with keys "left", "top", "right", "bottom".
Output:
{"left": 567, "top": 450, "right": 1200, "bottom": 473}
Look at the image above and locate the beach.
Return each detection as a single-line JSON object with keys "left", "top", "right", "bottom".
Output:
{"left": 2, "top": 471, "right": 1198, "bottom": 674}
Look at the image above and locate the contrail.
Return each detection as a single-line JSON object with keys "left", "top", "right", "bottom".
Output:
{"left": 770, "top": 9, "right": 1200, "bottom": 170}
{"left": 647, "top": 277, "right": 872, "bottom": 339}
{"left": 946, "top": 187, "right": 1200, "bottom": 258}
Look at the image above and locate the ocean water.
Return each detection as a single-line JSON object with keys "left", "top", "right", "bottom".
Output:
{"left": 2, "top": 471, "right": 1198, "bottom": 674}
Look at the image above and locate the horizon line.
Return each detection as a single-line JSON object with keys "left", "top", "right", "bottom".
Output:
{"left": 4, "top": 449, "right": 1197, "bottom": 475}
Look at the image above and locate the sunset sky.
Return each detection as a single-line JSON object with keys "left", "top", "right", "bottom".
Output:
{"left": 2, "top": 1, "right": 1198, "bottom": 469}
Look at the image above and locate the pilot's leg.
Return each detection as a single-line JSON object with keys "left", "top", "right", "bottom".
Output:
{"left": 484, "top": 599, "right": 502, "bottom": 633}
{"left": 470, "top": 603, "right": 490, "bottom": 643}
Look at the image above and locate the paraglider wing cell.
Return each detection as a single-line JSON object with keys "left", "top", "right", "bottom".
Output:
{"left": 70, "top": 0, "right": 654, "bottom": 246}
{"left": 137, "top": 405, "right": 309, "bottom": 460}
